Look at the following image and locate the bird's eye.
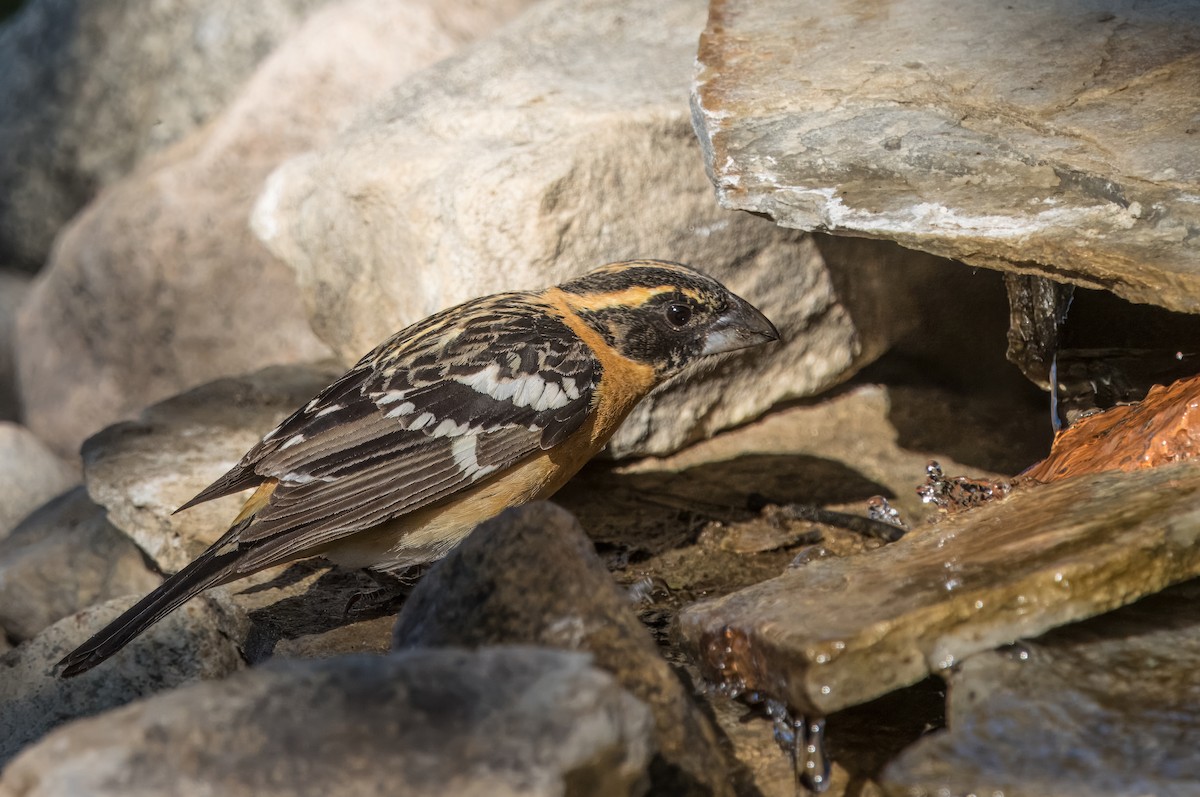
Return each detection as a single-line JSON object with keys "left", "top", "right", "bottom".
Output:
{"left": 664, "top": 303, "right": 692, "bottom": 327}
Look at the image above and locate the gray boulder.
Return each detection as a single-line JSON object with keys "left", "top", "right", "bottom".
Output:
{"left": 0, "top": 648, "right": 654, "bottom": 797}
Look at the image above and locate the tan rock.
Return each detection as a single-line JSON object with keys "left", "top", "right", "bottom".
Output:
{"left": 693, "top": 0, "right": 1200, "bottom": 312}
{"left": 677, "top": 461, "right": 1200, "bottom": 715}
{"left": 0, "top": 487, "right": 159, "bottom": 642}
{"left": 0, "top": 423, "right": 77, "bottom": 541}
{"left": 16, "top": 0, "right": 535, "bottom": 457}
{"left": 253, "top": 0, "right": 933, "bottom": 457}
{"left": 0, "top": 595, "right": 242, "bottom": 769}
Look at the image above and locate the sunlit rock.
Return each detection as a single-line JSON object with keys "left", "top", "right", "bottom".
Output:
{"left": 0, "top": 424, "right": 76, "bottom": 542}
{"left": 693, "top": 0, "right": 1200, "bottom": 312}
{"left": 1022, "top": 374, "right": 1200, "bottom": 483}
{"left": 252, "top": 0, "right": 941, "bottom": 457}
{"left": 677, "top": 461, "right": 1200, "bottom": 715}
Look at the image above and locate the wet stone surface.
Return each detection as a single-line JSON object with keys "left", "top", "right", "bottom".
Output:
{"left": 882, "top": 580, "right": 1200, "bottom": 797}
{"left": 676, "top": 461, "right": 1200, "bottom": 716}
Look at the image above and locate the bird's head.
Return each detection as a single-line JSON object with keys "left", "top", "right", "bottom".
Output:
{"left": 557, "top": 260, "right": 780, "bottom": 379}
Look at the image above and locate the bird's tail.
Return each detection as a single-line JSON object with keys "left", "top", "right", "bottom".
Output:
{"left": 57, "top": 526, "right": 245, "bottom": 678}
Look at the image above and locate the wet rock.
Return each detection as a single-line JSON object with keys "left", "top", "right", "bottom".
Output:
{"left": 252, "top": 0, "right": 940, "bottom": 458}
{"left": 882, "top": 581, "right": 1200, "bottom": 797}
{"left": 677, "top": 461, "right": 1200, "bottom": 716}
{"left": 1021, "top": 374, "right": 1200, "bottom": 483}
{"left": 693, "top": 0, "right": 1200, "bottom": 313}
{"left": 0, "top": 647, "right": 655, "bottom": 797}
{"left": 0, "top": 595, "right": 242, "bottom": 769}
{"left": 81, "top": 362, "right": 343, "bottom": 572}
{"left": 16, "top": 0, "right": 534, "bottom": 457}
{"left": 0, "top": 488, "right": 159, "bottom": 643}
{"left": 0, "top": 424, "right": 76, "bottom": 541}
{"left": 0, "top": 270, "right": 31, "bottom": 422}
{"left": 393, "top": 502, "right": 735, "bottom": 797}
{"left": 0, "top": 0, "right": 328, "bottom": 271}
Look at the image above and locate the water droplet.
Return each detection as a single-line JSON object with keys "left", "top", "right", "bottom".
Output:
{"left": 974, "top": 599, "right": 984, "bottom": 610}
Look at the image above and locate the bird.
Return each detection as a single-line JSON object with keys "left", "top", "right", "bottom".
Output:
{"left": 58, "top": 259, "right": 780, "bottom": 677}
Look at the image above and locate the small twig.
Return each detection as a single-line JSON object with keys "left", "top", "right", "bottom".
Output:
{"left": 776, "top": 503, "right": 906, "bottom": 543}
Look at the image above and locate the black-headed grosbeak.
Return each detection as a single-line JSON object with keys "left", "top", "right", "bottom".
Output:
{"left": 59, "top": 260, "right": 779, "bottom": 676}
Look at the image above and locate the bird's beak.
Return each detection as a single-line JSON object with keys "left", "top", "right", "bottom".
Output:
{"left": 701, "top": 294, "right": 781, "bottom": 356}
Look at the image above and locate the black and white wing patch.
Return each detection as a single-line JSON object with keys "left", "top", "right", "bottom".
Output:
{"left": 177, "top": 293, "right": 600, "bottom": 569}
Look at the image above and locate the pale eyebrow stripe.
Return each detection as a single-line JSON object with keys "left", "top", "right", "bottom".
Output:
{"left": 560, "top": 285, "right": 702, "bottom": 312}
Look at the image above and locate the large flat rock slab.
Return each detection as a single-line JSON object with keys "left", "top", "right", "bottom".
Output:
{"left": 881, "top": 581, "right": 1200, "bottom": 796}
{"left": 677, "top": 462, "right": 1200, "bottom": 715}
{"left": 692, "top": 0, "right": 1200, "bottom": 312}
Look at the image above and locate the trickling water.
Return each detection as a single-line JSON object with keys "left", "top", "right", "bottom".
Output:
{"left": 866, "top": 495, "right": 906, "bottom": 529}
{"left": 765, "top": 698, "right": 830, "bottom": 793}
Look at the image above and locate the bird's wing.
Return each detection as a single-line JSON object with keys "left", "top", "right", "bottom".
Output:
{"left": 179, "top": 293, "right": 600, "bottom": 571}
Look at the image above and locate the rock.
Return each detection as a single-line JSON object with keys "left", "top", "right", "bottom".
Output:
{"left": 393, "top": 502, "right": 735, "bottom": 797}
{"left": 252, "top": 0, "right": 941, "bottom": 458}
{"left": 0, "top": 647, "right": 655, "bottom": 797}
{"left": 0, "top": 270, "right": 31, "bottom": 421}
{"left": 82, "top": 362, "right": 343, "bottom": 572}
{"left": 0, "top": 424, "right": 77, "bottom": 541}
{"left": 692, "top": 0, "right": 1200, "bottom": 313}
{"left": 0, "top": 0, "right": 329, "bottom": 271}
{"left": 676, "top": 461, "right": 1200, "bottom": 716}
{"left": 0, "top": 487, "right": 160, "bottom": 643}
{"left": 16, "top": 0, "right": 535, "bottom": 458}
{"left": 224, "top": 560, "right": 397, "bottom": 666}
{"left": 882, "top": 581, "right": 1200, "bottom": 796}
{"left": 270, "top": 614, "right": 394, "bottom": 661}
{"left": 0, "top": 595, "right": 242, "bottom": 769}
